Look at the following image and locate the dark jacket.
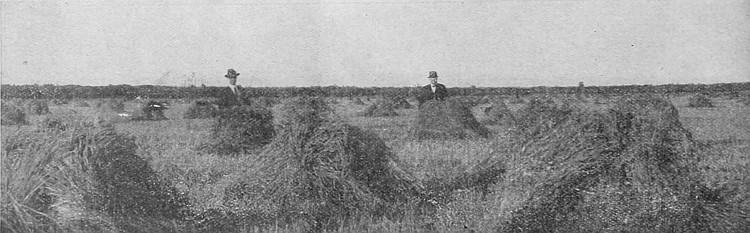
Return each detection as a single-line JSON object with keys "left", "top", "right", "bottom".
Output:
{"left": 216, "top": 86, "right": 245, "bottom": 110}
{"left": 417, "top": 83, "right": 448, "bottom": 106}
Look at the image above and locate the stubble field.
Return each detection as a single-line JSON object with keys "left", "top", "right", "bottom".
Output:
{"left": 2, "top": 93, "right": 749, "bottom": 232}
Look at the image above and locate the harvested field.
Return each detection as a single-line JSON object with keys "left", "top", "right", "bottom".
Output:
{"left": 742, "top": 96, "right": 750, "bottom": 106}
{"left": 362, "top": 99, "right": 399, "bottom": 117}
{"left": 131, "top": 100, "right": 169, "bottom": 121}
{"left": 204, "top": 105, "right": 275, "bottom": 154}
{"left": 183, "top": 100, "right": 217, "bottom": 119}
{"left": 51, "top": 99, "right": 68, "bottom": 105}
{"left": 277, "top": 96, "right": 332, "bottom": 126}
{"left": 1, "top": 91, "right": 748, "bottom": 233}
{"left": 351, "top": 97, "right": 366, "bottom": 105}
{"left": 24, "top": 99, "right": 50, "bottom": 115}
{"left": 223, "top": 120, "right": 423, "bottom": 231}
{"left": 209, "top": 96, "right": 424, "bottom": 231}
{"left": 3, "top": 5, "right": 749, "bottom": 231}
{"left": 37, "top": 116, "right": 67, "bottom": 131}
{"left": 483, "top": 99, "right": 514, "bottom": 125}
{"left": 512, "top": 98, "right": 575, "bottom": 138}
{"left": 1, "top": 102, "right": 27, "bottom": 125}
{"left": 250, "top": 96, "right": 280, "bottom": 108}
{"left": 390, "top": 97, "right": 412, "bottom": 109}
{"left": 96, "top": 99, "right": 125, "bottom": 113}
{"left": 73, "top": 101, "right": 91, "bottom": 107}
{"left": 689, "top": 94, "right": 714, "bottom": 107}
{"left": 408, "top": 99, "right": 490, "bottom": 140}
{"left": 508, "top": 97, "right": 526, "bottom": 104}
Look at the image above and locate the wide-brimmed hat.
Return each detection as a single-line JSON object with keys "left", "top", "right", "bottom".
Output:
{"left": 428, "top": 71, "right": 438, "bottom": 79}
{"left": 225, "top": 69, "right": 240, "bottom": 78}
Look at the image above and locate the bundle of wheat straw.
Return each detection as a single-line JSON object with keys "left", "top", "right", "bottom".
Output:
{"left": 183, "top": 100, "right": 217, "bottom": 119}
{"left": 501, "top": 95, "right": 738, "bottom": 232}
{"left": 219, "top": 96, "right": 423, "bottom": 231}
{"left": 408, "top": 99, "right": 490, "bottom": 140}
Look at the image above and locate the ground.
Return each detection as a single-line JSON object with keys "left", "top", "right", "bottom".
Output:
{"left": 2, "top": 94, "right": 749, "bottom": 232}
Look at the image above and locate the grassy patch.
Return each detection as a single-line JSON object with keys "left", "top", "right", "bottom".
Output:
{"left": 3, "top": 94, "right": 749, "bottom": 232}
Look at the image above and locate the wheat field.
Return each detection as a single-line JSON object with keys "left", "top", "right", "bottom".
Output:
{"left": 2, "top": 94, "right": 749, "bottom": 232}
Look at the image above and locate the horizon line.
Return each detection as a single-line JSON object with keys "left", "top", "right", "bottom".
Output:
{"left": 2, "top": 81, "right": 749, "bottom": 89}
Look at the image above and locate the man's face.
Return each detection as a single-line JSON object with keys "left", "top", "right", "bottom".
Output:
{"left": 429, "top": 77, "right": 438, "bottom": 85}
{"left": 228, "top": 77, "right": 237, "bottom": 85}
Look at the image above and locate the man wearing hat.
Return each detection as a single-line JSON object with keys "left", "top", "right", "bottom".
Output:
{"left": 417, "top": 71, "right": 448, "bottom": 106}
{"left": 216, "top": 68, "right": 245, "bottom": 109}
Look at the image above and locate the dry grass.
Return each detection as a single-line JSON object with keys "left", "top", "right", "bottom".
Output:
{"left": 408, "top": 99, "right": 490, "bottom": 140}
{"left": 65, "top": 126, "right": 189, "bottom": 218}
{"left": 131, "top": 100, "right": 169, "bottom": 121}
{"left": 389, "top": 97, "right": 412, "bottom": 109}
{"left": 276, "top": 96, "right": 332, "bottom": 126}
{"left": 95, "top": 99, "right": 125, "bottom": 113}
{"left": 37, "top": 116, "right": 67, "bottom": 131}
{"left": 351, "top": 98, "right": 366, "bottom": 105}
{"left": 1, "top": 129, "right": 66, "bottom": 233}
{"left": 499, "top": 95, "right": 740, "bottom": 232}
{"left": 249, "top": 97, "right": 280, "bottom": 108}
{"left": 739, "top": 95, "right": 750, "bottom": 106}
{"left": 512, "top": 98, "right": 574, "bottom": 138}
{"left": 216, "top": 98, "right": 424, "bottom": 231}
{"left": 482, "top": 99, "right": 514, "bottom": 125}
{"left": 73, "top": 101, "right": 91, "bottom": 107}
{"left": 697, "top": 140, "right": 750, "bottom": 233}
{"left": 24, "top": 99, "right": 50, "bottom": 115}
{"left": 453, "top": 95, "right": 488, "bottom": 107}
{"left": 204, "top": 105, "right": 275, "bottom": 155}
{"left": 1, "top": 102, "right": 27, "bottom": 126}
{"left": 479, "top": 96, "right": 493, "bottom": 105}
{"left": 362, "top": 99, "right": 399, "bottom": 117}
{"left": 2, "top": 120, "right": 190, "bottom": 233}
{"left": 183, "top": 100, "right": 217, "bottom": 119}
{"left": 51, "top": 99, "right": 68, "bottom": 105}
{"left": 2, "top": 93, "right": 749, "bottom": 233}
{"left": 508, "top": 97, "right": 526, "bottom": 104}
{"left": 689, "top": 94, "right": 714, "bottom": 108}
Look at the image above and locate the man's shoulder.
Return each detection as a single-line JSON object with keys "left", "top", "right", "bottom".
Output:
{"left": 436, "top": 83, "right": 447, "bottom": 88}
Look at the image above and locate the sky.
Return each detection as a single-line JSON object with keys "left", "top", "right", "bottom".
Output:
{"left": 1, "top": 0, "right": 749, "bottom": 87}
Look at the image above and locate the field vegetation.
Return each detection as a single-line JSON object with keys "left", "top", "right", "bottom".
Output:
{"left": 2, "top": 90, "right": 749, "bottom": 232}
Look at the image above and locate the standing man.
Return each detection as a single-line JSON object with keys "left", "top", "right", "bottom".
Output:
{"left": 417, "top": 71, "right": 448, "bottom": 106}
{"left": 217, "top": 68, "right": 245, "bottom": 109}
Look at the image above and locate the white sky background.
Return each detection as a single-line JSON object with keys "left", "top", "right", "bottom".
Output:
{"left": 1, "top": 0, "right": 749, "bottom": 87}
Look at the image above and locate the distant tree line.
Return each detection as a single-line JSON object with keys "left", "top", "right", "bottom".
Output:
{"left": 1, "top": 82, "right": 748, "bottom": 100}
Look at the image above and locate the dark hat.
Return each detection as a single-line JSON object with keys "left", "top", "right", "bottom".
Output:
{"left": 225, "top": 69, "right": 240, "bottom": 78}
{"left": 428, "top": 71, "right": 438, "bottom": 79}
